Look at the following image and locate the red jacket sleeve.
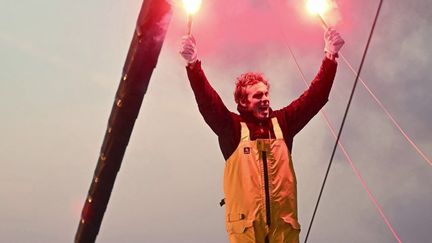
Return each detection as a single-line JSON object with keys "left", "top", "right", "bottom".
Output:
{"left": 186, "top": 60, "right": 235, "bottom": 137}
{"left": 277, "top": 57, "right": 337, "bottom": 137}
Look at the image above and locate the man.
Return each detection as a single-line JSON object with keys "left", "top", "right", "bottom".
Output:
{"left": 180, "top": 28, "right": 344, "bottom": 243}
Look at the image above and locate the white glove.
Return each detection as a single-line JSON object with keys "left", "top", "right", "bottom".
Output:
{"left": 324, "top": 28, "right": 345, "bottom": 55}
{"left": 180, "top": 35, "right": 198, "bottom": 64}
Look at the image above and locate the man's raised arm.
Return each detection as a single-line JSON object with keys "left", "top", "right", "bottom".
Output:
{"left": 180, "top": 35, "right": 233, "bottom": 136}
{"left": 279, "top": 28, "right": 344, "bottom": 137}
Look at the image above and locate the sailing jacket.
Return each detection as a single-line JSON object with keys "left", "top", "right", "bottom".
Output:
{"left": 186, "top": 58, "right": 337, "bottom": 159}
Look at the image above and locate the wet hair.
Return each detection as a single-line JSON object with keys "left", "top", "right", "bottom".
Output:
{"left": 234, "top": 72, "right": 270, "bottom": 105}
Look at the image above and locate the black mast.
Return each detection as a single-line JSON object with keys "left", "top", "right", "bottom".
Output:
{"left": 75, "top": 1, "right": 172, "bottom": 242}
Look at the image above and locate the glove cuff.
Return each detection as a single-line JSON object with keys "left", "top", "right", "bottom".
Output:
{"left": 189, "top": 53, "right": 198, "bottom": 63}
{"left": 324, "top": 49, "right": 339, "bottom": 58}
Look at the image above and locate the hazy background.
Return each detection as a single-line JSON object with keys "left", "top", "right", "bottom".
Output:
{"left": 1, "top": 0, "right": 431, "bottom": 242}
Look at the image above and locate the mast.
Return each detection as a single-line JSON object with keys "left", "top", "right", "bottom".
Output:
{"left": 75, "top": 1, "right": 172, "bottom": 242}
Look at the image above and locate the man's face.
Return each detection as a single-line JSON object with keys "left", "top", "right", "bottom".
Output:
{"left": 242, "top": 82, "right": 270, "bottom": 120}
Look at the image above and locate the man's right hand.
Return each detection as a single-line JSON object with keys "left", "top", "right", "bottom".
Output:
{"left": 180, "top": 35, "right": 198, "bottom": 64}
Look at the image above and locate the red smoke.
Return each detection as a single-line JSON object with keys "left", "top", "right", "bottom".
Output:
{"left": 168, "top": 0, "right": 352, "bottom": 67}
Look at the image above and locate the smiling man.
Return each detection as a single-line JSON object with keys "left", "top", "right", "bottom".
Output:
{"left": 180, "top": 28, "right": 344, "bottom": 243}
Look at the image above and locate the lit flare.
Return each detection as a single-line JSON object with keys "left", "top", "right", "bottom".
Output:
{"left": 182, "top": 0, "right": 202, "bottom": 15}
{"left": 306, "top": 0, "right": 330, "bottom": 16}
{"left": 182, "top": 0, "right": 202, "bottom": 34}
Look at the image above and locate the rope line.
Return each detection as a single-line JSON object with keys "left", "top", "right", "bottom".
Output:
{"left": 303, "top": 1, "right": 385, "bottom": 241}
{"left": 317, "top": 3, "right": 430, "bottom": 167}
{"left": 286, "top": 43, "right": 403, "bottom": 242}
{"left": 284, "top": 29, "right": 402, "bottom": 243}
{"left": 339, "top": 53, "right": 432, "bottom": 166}
{"left": 318, "top": 112, "right": 402, "bottom": 243}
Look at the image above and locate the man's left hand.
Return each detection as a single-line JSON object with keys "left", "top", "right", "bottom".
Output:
{"left": 324, "top": 28, "right": 345, "bottom": 57}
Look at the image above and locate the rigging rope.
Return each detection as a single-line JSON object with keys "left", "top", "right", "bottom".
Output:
{"left": 265, "top": 0, "right": 402, "bottom": 242}
{"left": 303, "top": 1, "right": 385, "bottom": 241}
{"left": 318, "top": 5, "right": 429, "bottom": 167}
{"left": 287, "top": 43, "right": 402, "bottom": 243}
{"left": 338, "top": 53, "right": 432, "bottom": 166}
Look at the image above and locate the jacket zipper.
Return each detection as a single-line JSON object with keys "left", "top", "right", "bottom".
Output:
{"left": 262, "top": 150, "right": 271, "bottom": 227}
